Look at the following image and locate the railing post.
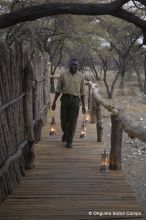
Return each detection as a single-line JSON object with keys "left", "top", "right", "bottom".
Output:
{"left": 88, "top": 84, "right": 96, "bottom": 123}
{"left": 23, "top": 61, "right": 35, "bottom": 169}
{"left": 95, "top": 102, "right": 103, "bottom": 142}
{"left": 88, "top": 84, "right": 92, "bottom": 112}
{"left": 91, "top": 93, "right": 96, "bottom": 123}
{"left": 23, "top": 61, "right": 34, "bottom": 141}
{"left": 109, "top": 115, "right": 123, "bottom": 170}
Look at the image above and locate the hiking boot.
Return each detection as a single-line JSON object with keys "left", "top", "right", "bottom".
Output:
{"left": 66, "top": 142, "right": 73, "bottom": 148}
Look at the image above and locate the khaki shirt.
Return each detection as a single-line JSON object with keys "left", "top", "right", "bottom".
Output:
{"left": 56, "top": 71, "right": 85, "bottom": 96}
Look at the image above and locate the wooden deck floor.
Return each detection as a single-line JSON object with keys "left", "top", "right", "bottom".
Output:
{"left": 0, "top": 103, "right": 145, "bottom": 220}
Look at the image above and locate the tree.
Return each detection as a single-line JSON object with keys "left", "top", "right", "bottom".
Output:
{"left": 129, "top": 48, "right": 145, "bottom": 92}
{"left": 0, "top": 0, "right": 145, "bottom": 96}
{"left": 101, "top": 17, "right": 142, "bottom": 93}
{"left": 0, "top": 1, "right": 146, "bottom": 46}
{"left": 59, "top": 15, "right": 102, "bottom": 80}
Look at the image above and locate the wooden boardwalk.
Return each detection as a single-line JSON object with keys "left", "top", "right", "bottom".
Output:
{"left": 0, "top": 103, "right": 145, "bottom": 220}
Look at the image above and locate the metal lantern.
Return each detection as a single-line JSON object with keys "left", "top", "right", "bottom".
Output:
{"left": 49, "top": 117, "right": 57, "bottom": 135}
{"left": 80, "top": 121, "right": 87, "bottom": 138}
{"left": 100, "top": 149, "right": 109, "bottom": 172}
{"left": 85, "top": 110, "right": 92, "bottom": 123}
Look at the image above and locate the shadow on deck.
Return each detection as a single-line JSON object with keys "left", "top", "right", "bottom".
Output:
{"left": 0, "top": 103, "right": 145, "bottom": 220}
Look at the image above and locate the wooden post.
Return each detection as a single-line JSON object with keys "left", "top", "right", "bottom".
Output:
{"left": 91, "top": 93, "right": 96, "bottom": 123}
{"left": 95, "top": 102, "right": 103, "bottom": 142}
{"left": 109, "top": 115, "right": 123, "bottom": 170}
{"left": 43, "top": 56, "right": 50, "bottom": 123}
{"left": 88, "top": 84, "right": 92, "bottom": 112}
{"left": 23, "top": 60, "right": 35, "bottom": 169}
{"left": 88, "top": 84, "right": 95, "bottom": 123}
{"left": 23, "top": 60, "right": 34, "bottom": 141}
{"left": 144, "top": 54, "right": 146, "bottom": 94}
{"left": 50, "top": 76, "right": 55, "bottom": 93}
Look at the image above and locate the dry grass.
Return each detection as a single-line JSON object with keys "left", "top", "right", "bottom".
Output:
{"left": 97, "top": 75, "right": 146, "bottom": 114}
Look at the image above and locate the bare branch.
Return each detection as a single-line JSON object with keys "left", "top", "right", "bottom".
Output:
{"left": 0, "top": 2, "right": 145, "bottom": 30}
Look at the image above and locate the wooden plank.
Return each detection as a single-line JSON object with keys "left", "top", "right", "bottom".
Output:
{"left": 0, "top": 102, "right": 145, "bottom": 219}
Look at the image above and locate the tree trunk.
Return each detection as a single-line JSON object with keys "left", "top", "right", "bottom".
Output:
{"left": 0, "top": 2, "right": 146, "bottom": 37}
{"left": 109, "top": 115, "right": 123, "bottom": 170}
{"left": 108, "top": 91, "right": 112, "bottom": 99}
{"left": 88, "top": 84, "right": 92, "bottom": 111}
{"left": 23, "top": 61, "right": 35, "bottom": 169}
{"left": 23, "top": 61, "right": 34, "bottom": 141}
{"left": 119, "top": 62, "right": 126, "bottom": 95}
{"left": 91, "top": 92, "right": 96, "bottom": 123}
{"left": 88, "top": 84, "right": 96, "bottom": 123}
{"left": 132, "top": 57, "right": 143, "bottom": 92}
{"left": 95, "top": 102, "right": 103, "bottom": 142}
{"left": 119, "top": 74, "right": 125, "bottom": 95}
{"left": 144, "top": 54, "right": 146, "bottom": 94}
{"left": 103, "top": 69, "right": 119, "bottom": 99}
{"left": 50, "top": 76, "right": 55, "bottom": 93}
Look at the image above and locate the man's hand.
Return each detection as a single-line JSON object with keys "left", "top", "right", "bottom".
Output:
{"left": 52, "top": 102, "right": 56, "bottom": 111}
{"left": 51, "top": 92, "right": 60, "bottom": 111}
{"left": 82, "top": 106, "right": 86, "bottom": 114}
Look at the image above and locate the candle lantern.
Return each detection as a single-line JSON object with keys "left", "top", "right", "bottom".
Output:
{"left": 49, "top": 117, "right": 57, "bottom": 135}
{"left": 80, "top": 121, "right": 87, "bottom": 138}
{"left": 100, "top": 149, "right": 109, "bottom": 172}
{"left": 85, "top": 110, "right": 92, "bottom": 123}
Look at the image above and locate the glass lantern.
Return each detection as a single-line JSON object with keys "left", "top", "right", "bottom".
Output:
{"left": 85, "top": 110, "right": 92, "bottom": 123}
{"left": 80, "top": 121, "right": 87, "bottom": 138}
{"left": 100, "top": 149, "right": 109, "bottom": 172}
{"left": 49, "top": 117, "right": 57, "bottom": 135}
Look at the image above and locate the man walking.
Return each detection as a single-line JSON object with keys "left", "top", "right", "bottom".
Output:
{"left": 52, "top": 59, "right": 86, "bottom": 148}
